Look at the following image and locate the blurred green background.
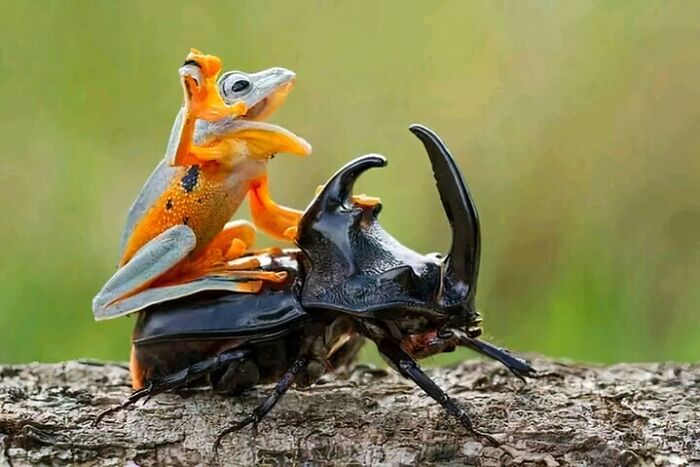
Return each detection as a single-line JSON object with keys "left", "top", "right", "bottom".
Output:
{"left": 1, "top": 1, "right": 698, "bottom": 365}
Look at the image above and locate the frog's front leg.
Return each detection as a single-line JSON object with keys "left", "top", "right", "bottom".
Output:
{"left": 169, "top": 51, "right": 247, "bottom": 167}
{"left": 179, "top": 61, "right": 247, "bottom": 122}
{"left": 92, "top": 225, "right": 197, "bottom": 320}
{"left": 249, "top": 175, "right": 304, "bottom": 241}
{"left": 249, "top": 176, "right": 382, "bottom": 241}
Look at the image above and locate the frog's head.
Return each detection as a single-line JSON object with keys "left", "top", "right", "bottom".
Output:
{"left": 204, "top": 66, "right": 310, "bottom": 161}
{"left": 178, "top": 49, "right": 311, "bottom": 162}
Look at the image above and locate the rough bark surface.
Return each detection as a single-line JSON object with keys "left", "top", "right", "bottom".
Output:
{"left": 0, "top": 358, "right": 698, "bottom": 466}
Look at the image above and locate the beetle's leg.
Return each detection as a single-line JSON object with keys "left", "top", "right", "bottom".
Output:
{"left": 456, "top": 334, "right": 536, "bottom": 382}
{"left": 94, "top": 348, "right": 253, "bottom": 426}
{"left": 93, "top": 225, "right": 197, "bottom": 320}
{"left": 403, "top": 330, "right": 536, "bottom": 383}
{"left": 213, "top": 357, "right": 308, "bottom": 451}
{"left": 211, "top": 358, "right": 260, "bottom": 395}
{"left": 377, "top": 339, "right": 498, "bottom": 445}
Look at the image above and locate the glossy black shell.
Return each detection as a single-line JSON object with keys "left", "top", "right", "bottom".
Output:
{"left": 133, "top": 288, "right": 308, "bottom": 345}
{"left": 296, "top": 125, "right": 481, "bottom": 328}
{"left": 131, "top": 256, "right": 314, "bottom": 384}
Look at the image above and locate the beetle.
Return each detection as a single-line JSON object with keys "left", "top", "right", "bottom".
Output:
{"left": 95, "top": 125, "right": 534, "bottom": 447}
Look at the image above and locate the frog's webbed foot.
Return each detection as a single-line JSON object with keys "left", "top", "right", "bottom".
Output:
{"left": 350, "top": 194, "right": 381, "bottom": 208}
{"left": 179, "top": 50, "right": 247, "bottom": 122}
{"left": 92, "top": 225, "right": 197, "bottom": 320}
{"left": 313, "top": 184, "right": 381, "bottom": 209}
{"left": 172, "top": 55, "right": 246, "bottom": 167}
{"left": 93, "top": 222, "right": 278, "bottom": 320}
{"left": 202, "top": 221, "right": 289, "bottom": 285}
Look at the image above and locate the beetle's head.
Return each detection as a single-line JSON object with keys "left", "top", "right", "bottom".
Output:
{"left": 296, "top": 125, "right": 482, "bottom": 334}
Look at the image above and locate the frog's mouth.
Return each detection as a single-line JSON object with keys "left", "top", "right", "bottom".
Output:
{"left": 243, "top": 80, "right": 294, "bottom": 122}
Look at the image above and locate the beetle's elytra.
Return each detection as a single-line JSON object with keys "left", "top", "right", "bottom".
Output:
{"left": 96, "top": 124, "right": 534, "bottom": 448}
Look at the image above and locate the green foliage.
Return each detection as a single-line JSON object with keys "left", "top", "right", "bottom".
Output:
{"left": 1, "top": 1, "right": 698, "bottom": 364}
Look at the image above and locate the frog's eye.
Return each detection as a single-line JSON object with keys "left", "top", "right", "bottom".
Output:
{"left": 231, "top": 80, "right": 250, "bottom": 93}
{"left": 219, "top": 72, "right": 252, "bottom": 99}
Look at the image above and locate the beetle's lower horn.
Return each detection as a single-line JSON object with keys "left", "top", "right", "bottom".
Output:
{"left": 409, "top": 124, "right": 481, "bottom": 297}
{"left": 301, "top": 154, "right": 387, "bottom": 219}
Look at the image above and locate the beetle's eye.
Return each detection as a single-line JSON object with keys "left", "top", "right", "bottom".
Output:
{"left": 231, "top": 79, "right": 250, "bottom": 93}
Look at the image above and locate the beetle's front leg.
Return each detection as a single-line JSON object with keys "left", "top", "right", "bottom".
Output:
{"left": 455, "top": 331, "right": 536, "bottom": 382}
{"left": 402, "top": 329, "right": 536, "bottom": 382}
{"left": 377, "top": 338, "right": 499, "bottom": 445}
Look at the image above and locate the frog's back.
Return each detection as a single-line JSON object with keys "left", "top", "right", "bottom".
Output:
{"left": 119, "top": 160, "right": 265, "bottom": 266}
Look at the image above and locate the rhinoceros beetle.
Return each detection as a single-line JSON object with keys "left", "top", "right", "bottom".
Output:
{"left": 95, "top": 125, "right": 534, "bottom": 446}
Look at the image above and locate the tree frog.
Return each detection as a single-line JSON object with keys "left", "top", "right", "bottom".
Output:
{"left": 93, "top": 50, "right": 311, "bottom": 320}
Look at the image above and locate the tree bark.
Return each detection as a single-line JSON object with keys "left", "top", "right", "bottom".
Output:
{"left": 0, "top": 358, "right": 697, "bottom": 466}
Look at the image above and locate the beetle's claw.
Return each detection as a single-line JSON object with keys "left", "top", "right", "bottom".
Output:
{"left": 455, "top": 407, "right": 500, "bottom": 446}
{"left": 469, "top": 427, "right": 500, "bottom": 447}
{"left": 212, "top": 415, "right": 256, "bottom": 451}
{"left": 92, "top": 404, "right": 123, "bottom": 427}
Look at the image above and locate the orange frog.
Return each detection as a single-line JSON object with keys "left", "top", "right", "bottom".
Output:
{"left": 93, "top": 50, "right": 311, "bottom": 320}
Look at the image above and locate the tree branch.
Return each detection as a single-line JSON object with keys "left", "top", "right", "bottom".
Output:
{"left": 1, "top": 359, "right": 698, "bottom": 466}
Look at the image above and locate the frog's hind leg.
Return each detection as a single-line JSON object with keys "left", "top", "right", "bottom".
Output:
{"left": 92, "top": 225, "right": 197, "bottom": 321}
{"left": 205, "top": 220, "right": 288, "bottom": 283}
{"left": 208, "top": 220, "right": 257, "bottom": 261}
{"left": 161, "top": 220, "right": 288, "bottom": 286}
{"left": 97, "top": 277, "right": 266, "bottom": 322}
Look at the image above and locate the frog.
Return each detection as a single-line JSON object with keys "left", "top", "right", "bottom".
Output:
{"left": 93, "top": 49, "right": 311, "bottom": 321}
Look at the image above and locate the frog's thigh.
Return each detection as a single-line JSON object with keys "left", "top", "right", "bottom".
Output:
{"left": 93, "top": 225, "right": 197, "bottom": 320}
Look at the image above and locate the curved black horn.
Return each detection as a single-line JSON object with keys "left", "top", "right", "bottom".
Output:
{"left": 301, "top": 154, "right": 387, "bottom": 219}
{"left": 409, "top": 124, "right": 481, "bottom": 297}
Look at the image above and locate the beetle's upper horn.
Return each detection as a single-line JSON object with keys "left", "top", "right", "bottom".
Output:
{"left": 303, "top": 154, "right": 387, "bottom": 216}
{"left": 409, "top": 124, "right": 481, "bottom": 298}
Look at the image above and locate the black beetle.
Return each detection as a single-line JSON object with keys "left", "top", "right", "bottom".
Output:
{"left": 96, "top": 125, "right": 534, "bottom": 446}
